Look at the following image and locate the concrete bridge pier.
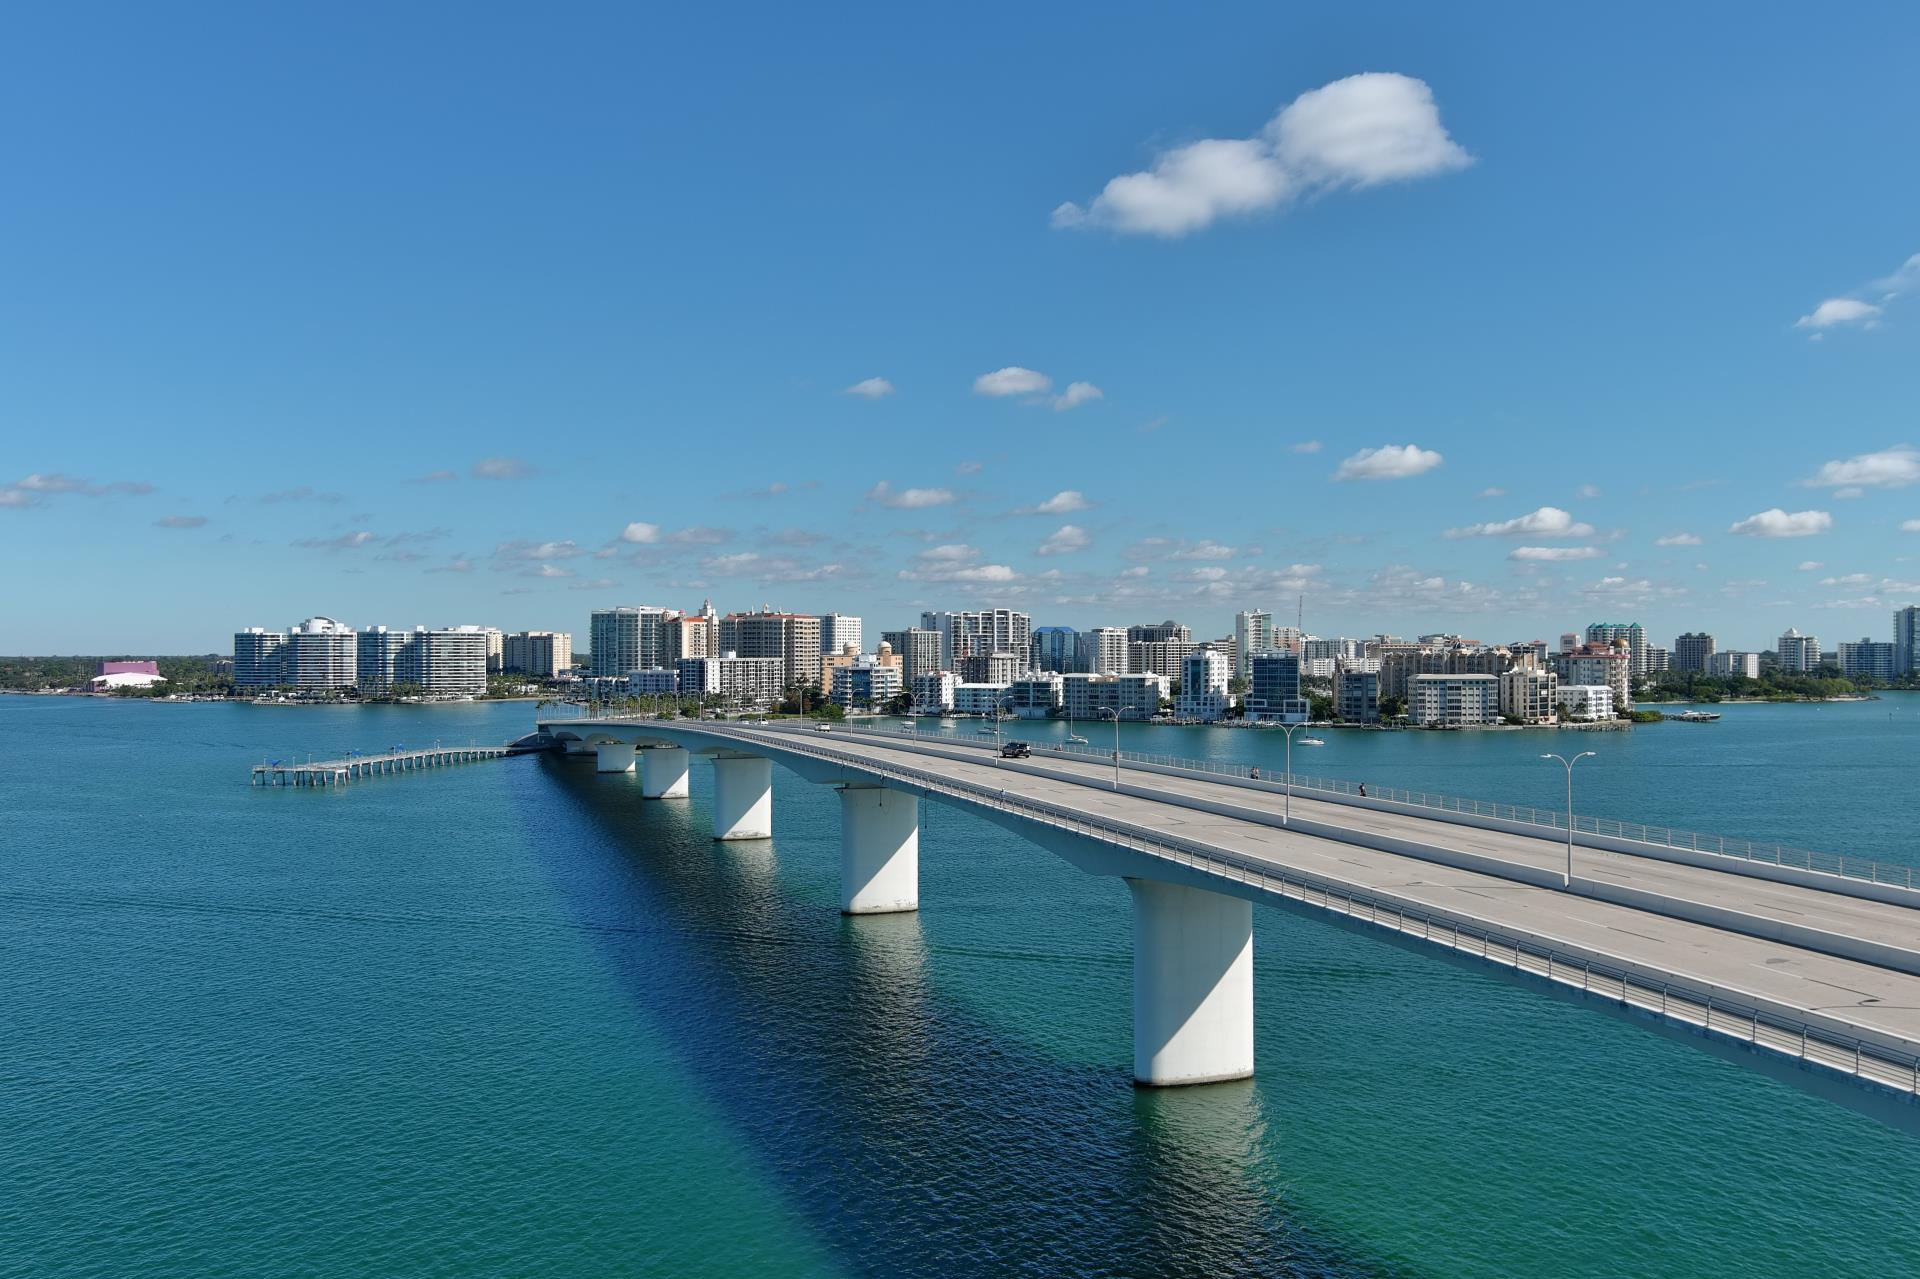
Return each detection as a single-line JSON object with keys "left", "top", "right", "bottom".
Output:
{"left": 839, "top": 786, "right": 919, "bottom": 914}
{"left": 640, "top": 746, "right": 691, "bottom": 799}
{"left": 1128, "top": 878, "right": 1254, "bottom": 1087}
{"left": 711, "top": 754, "right": 773, "bottom": 840}
{"left": 595, "top": 742, "right": 637, "bottom": 774}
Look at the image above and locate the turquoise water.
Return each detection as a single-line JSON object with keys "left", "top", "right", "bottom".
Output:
{"left": 4, "top": 694, "right": 1918, "bottom": 1277}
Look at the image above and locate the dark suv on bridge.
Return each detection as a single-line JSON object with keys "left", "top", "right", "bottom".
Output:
{"left": 999, "top": 741, "right": 1032, "bottom": 759}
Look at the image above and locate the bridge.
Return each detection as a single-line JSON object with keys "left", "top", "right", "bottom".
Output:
{"left": 251, "top": 743, "right": 511, "bottom": 787}
{"left": 535, "top": 713, "right": 1920, "bottom": 1097}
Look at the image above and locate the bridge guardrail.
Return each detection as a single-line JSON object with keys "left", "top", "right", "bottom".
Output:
{"left": 824, "top": 722, "right": 1917, "bottom": 892}
{"left": 690, "top": 723, "right": 1920, "bottom": 1098}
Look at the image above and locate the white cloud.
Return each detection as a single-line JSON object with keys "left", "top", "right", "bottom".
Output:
{"left": 868, "top": 481, "right": 956, "bottom": 509}
{"left": 1169, "top": 539, "right": 1236, "bottom": 560}
{"left": 1185, "top": 566, "right": 1229, "bottom": 581}
{"left": 496, "top": 539, "right": 582, "bottom": 561}
{"left": 1447, "top": 506, "right": 1593, "bottom": 539}
{"left": 1509, "top": 546, "right": 1602, "bottom": 562}
{"left": 1903, "top": 520, "right": 1920, "bottom": 533}
{"left": 1820, "top": 573, "right": 1874, "bottom": 589}
{"left": 1796, "top": 298, "right": 1882, "bottom": 331}
{"left": 1333, "top": 444, "right": 1443, "bottom": 481}
{"left": 704, "top": 552, "right": 761, "bottom": 574}
{"left": 621, "top": 522, "right": 661, "bottom": 544}
{"left": 1804, "top": 446, "right": 1920, "bottom": 490}
{"left": 1476, "top": 487, "right": 1506, "bottom": 498}
{"left": 843, "top": 376, "right": 896, "bottom": 399}
{"left": 1798, "top": 561, "right": 1824, "bottom": 570}
{"left": 1654, "top": 533, "right": 1702, "bottom": 547}
{"left": 1053, "top": 72, "right": 1470, "bottom": 237}
{"left": 1290, "top": 440, "right": 1322, "bottom": 454}
{"left": 1023, "top": 490, "right": 1090, "bottom": 515}
{"left": 1052, "top": 381, "right": 1103, "bottom": 411}
{"left": 1036, "top": 524, "right": 1091, "bottom": 556}
{"left": 526, "top": 564, "right": 573, "bottom": 579}
{"left": 472, "top": 457, "right": 533, "bottom": 480}
{"left": 898, "top": 542, "right": 1017, "bottom": 584}
{"left": 973, "top": 367, "right": 1052, "bottom": 397}
{"left": 294, "top": 530, "right": 380, "bottom": 550}
{"left": 1728, "top": 508, "right": 1832, "bottom": 538}
{"left": 1121, "top": 565, "right": 1149, "bottom": 578}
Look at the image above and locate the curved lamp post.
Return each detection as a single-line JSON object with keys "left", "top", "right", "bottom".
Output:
{"left": 1540, "top": 751, "right": 1596, "bottom": 887}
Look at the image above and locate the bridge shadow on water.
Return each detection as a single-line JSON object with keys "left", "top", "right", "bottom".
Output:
{"left": 515, "top": 754, "right": 1402, "bottom": 1279}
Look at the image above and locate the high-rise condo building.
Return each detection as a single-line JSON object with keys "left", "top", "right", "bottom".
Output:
{"left": 590, "top": 606, "right": 680, "bottom": 676}
{"left": 1777, "top": 628, "right": 1821, "bottom": 673}
{"left": 819, "top": 613, "right": 863, "bottom": 655}
{"left": 355, "top": 625, "right": 489, "bottom": 696}
{"left": 1896, "top": 605, "right": 1920, "bottom": 675}
{"left": 1673, "top": 632, "right": 1716, "bottom": 674}
{"left": 1837, "top": 639, "right": 1897, "bottom": 679}
{"left": 1586, "top": 622, "right": 1648, "bottom": 674}
{"left": 285, "top": 616, "right": 357, "bottom": 690}
{"left": 920, "top": 609, "right": 1031, "bottom": 673}
{"left": 719, "top": 609, "right": 823, "bottom": 688}
{"left": 1029, "top": 626, "right": 1078, "bottom": 673}
{"left": 1075, "top": 626, "right": 1128, "bottom": 675}
{"left": 504, "top": 630, "right": 574, "bottom": 678}
{"left": 881, "top": 628, "right": 943, "bottom": 684}
{"left": 1175, "top": 648, "right": 1231, "bottom": 721}
{"left": 1126, "top": 620, "right": 1191, "bottom": 645}
{"left": 1244, "top": 652, "right": 1309, "bottom": 723}
{"left": 233, "top": 627, "right": 290, "bottom": 688}
{"left": 1233, "top": 610, "right": 1271, "bottom": 680}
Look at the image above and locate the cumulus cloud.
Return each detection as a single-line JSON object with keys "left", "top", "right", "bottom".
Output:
{"left": 897, "top": 543, "right": 1017, "bottom": 584}
{"left": 1052, "top": 72, "right": 1470, "bottom": 237}
{"left": 1509, "top": 546, "right": 1602, "bottom": 562}
{"left": 155, "top": 515, "right": 207, "bottom": 529}
{"left": 472, "top": 456, "right": 534, "bottom": 480}
{"left": 1798, "top": 561, "right": 1824, "bottom": 570}
{"left": 1804, "top": 446, "right": 1920, "bottom": 490}
{"left": 1052, "top": 381, "right": 1104, "bottom": 411}
{"left": 1446, "top": 506, "right": 1593, "bottom": 539}
{"left": 1036, "top": 524, "right": 1091, "bottom": 556}
{"left": 868, "top": 481, "right": 956, "bottom": 509}
{"left": 1168, "top": 539, "right": 1237, "bottom": 560}
{"left": 1728, "top": 508, "right": 1832, "bottom": 538}
{"left": 1654, "top": 532, "right": 1702, "bottom": 547}
{"left": 973, "top": 367, "right": 1052, "bottom": 397}
{"left": 1020, "top": 490, "right": 1090, "bottom": 515}
{"left": 1904, "top": 520, "right": 1920, "bottom": 533}
{"left": 1332, "top": 444, "right": 1443, "bottom": 481}
{"left": 621, "top": 522, "right": 661, "bottom": 544}
{"left": 1797, "top": 252, "right": 1920, "bottom": 333}
{"left": 1796, "top": 298, "right": 1882, "bottom": 332}
{"left": 844, "top": 377, "right": 895, "bottom": 399}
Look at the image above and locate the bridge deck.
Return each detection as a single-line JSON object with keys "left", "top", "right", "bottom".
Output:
{"left": 722, "top": 724, "right": 1920, "bottom": 1060}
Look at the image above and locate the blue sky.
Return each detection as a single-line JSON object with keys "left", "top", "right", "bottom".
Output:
{"left": 4, "top": 3, "right": 1918, "bottom": 654}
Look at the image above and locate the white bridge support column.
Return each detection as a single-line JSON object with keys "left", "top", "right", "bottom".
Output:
{"left": 595, "top": 742, "right": 636, "bottom": 774}
{"left": 839, "top": 786, "right": 919, "bottom": 915}
{"left": 1128, "top": 878, "right": 1254, "bottom": 1087}
{"left": 711, "top": 755, "right": 773, "bottom": 840}
{"left": 640, "top": 746, "right": 691, "bottom": 799}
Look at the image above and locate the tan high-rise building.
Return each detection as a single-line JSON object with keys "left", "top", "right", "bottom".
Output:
{"left": 719, "top": 609, "right": 824, "bottom": 688}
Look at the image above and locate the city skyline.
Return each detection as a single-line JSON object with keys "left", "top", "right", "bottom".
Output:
{"left": 6, "top": 6, "right": 1920, "bottom": 651}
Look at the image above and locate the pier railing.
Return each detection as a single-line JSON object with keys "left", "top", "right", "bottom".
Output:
{"left": 698, "top": 725, "right": 1920, "bottom": 1098}
{"left": 819, "top": 722, "right": 1920, "bottom": 892}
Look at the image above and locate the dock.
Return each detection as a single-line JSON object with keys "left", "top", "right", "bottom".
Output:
{"left": 250, "top": 744, "right": 510, "bottom": 787}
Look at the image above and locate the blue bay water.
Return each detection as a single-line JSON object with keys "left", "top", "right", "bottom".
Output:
{"left": 3, "top": 693, "right": 1918, "bottom": 1277}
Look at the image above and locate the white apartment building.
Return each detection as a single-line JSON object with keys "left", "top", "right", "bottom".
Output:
{"left": 1555, "top": 646, "right": 1633, "bottom": 710}
{"left": 819, "top": 613, "right": 863, "bottom": 655}
{"left": 504, "top": 630, "right": 573, "bottom": 678}
{"left": 719, "top": 610, "right": 824, "bottom": 688}
{"left": 1061, "top": 673, "right": 1163, "bottom": 721}
{"left": 1076, "top": 627, "right": 1129, "bottom": 675}
{"left": 921, "top": 609, "right": 1032, "bottom": 673}
{"left": 830, "top": 658, "right": 902, "bottom": 708}
{"left": 1777, "top": 628, "right": 1821, "bottom": 673}
{"left": 1897, "top": 605, "right": 1920, "bottom": 675}
{"left": 1586, "top": 622, "right": 1649, "bottom": 674}
{"left": 911, "top": 671, "right": 958, "bottom": 713}
{"left": 627, "top": 667, "right": 679, "bottom": 696}
{"left": 1498, "top": 668, "right": 1559, "bottom": 725}
{"left": 1556, "top": 684, "right": 1615, "bottom": 720}
{"left": 285, "top": 616, "right": 358, "bottom": 691}
{"left": 1837, "top": 639, "right": 1897, "bottom": 679}
{"left": 881, "top": 628, "right": 944, "bottom": 684}
{"left": 1233, "top": 610, "right": 1271, "bottom": 680}
{"left": 591, "top": 606, "right": 679, "bottom": 677}
{"left": 676, "top": 653, "right": 785, "bottom": 705}
{"left": 1128, "top": 639, "right": 1198, "bottom": 678}
{"left": 1708, "top": 651, "right": 1761, "bottom": 679}
{"left": 1008, "top": 673, "right": 1064, "bottom": 718}
{"left": 1410, "top": 673, "right": 1500, "bottom": 727}
{"left": 1176, "top": 648, "right": 1232, "bottom": 722}
{"left": 953, "top": 682, "right": 1011, "bottom": 716}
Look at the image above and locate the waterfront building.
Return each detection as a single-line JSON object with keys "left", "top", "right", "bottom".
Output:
{"left": 88, "top": 660, "right": 165, "bottom": 691}
{"left": 1555, "top": 643, "right": 1632, "bottom": 710}
{"left": 1708, "top": 651, "right": 1761, "bottom": 679}
{"left": 233, "top": 627, "right": 289, "bottom": 689}
{"left": 1777, "top": 628, "right": 1821, "bottom": 673}
{"left": 1644, "top": 647, "right": 1669, "bottom": 674}
{"left": 1175, "top": 648, "right": 1232, "bottom": 722}
{"left": 881, "top": 628, "right": 944, "bottom": 685}
{"left": 1076, "top": 627, "right": 1128, "bottom": 675}
{"left": 952, "top": 682, "right": 1011, "bottom": 716}
{"left": 1008, "top": 672, "right": 1064, "bottom": 718}
{"left": 1837, "top": 639, "right": 1897, "bottom": 679}
{"left": 676, "top": 653, "right": 785, "bottom": 705}
{"left": 819, "top": 613, "right": 863, "bottom": 655}
{"left": 1673, "top": 632, "right": 1715, "bottom": 674}
{"left": 1896, "top": 605, "right": 1920, "bottom": 675}
{"left": 285, "top": 617, "right": 357, "bottom": 692}
{"left": 830, "top": 657, "right": 902, "bottom": 709}
{"left": 921, "top": 609, "right": 1032, "bottom": 674}
{"left": 355, "top": 627, "right": 409, "bottom": 694}
{"left": 1233, "top": 610, "right": 1271, "bottom": 680}
{"left": 1498, "top": 668, "right": 1559, "bottom": 724}
{"left": 480, "top": 627, "right": 505, "bottom": 674}
{"left": 1244, "top": 652, "right": 1309, "bottom": 723}
{"left": 823, "top": 641, "right": 901, "bottom": 696}
{"left": 590, "top": 606, "right": 679, "bottom": 677}
{"left": 1335, "top": 665, "right": 1379, "bottom": 723}
{"left": 1586, "top": 622, "right": 1648, "bottom": 674}
{"left": 1557, "top": 684, "right": 1616, "bottom": 720}
{"left": 911, "top": 671, "right": 958, "bottom": 713}
{"left": 1060, "top": 673, "right": 1162, "bottom": 721}
{"left": 1410, "top": 673, "right": 1500, "bottom": 727}
{"left": 504, "top": 630, "right": 573, "bottom": 678}
{"left": 719, "top": 609, "right": 824, "bottom": 689}
{"left": 627, "top": 667, "right": 679, "bottom": 697}
{"left": 956, "top": 650, "right": 1025, "bottom": 685}
{"left": 1029, "top": 625, "right": 1078, "bottom": 674}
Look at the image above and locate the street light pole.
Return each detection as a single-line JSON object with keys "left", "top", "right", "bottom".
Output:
{"left": 1102, "top": 708, "right": 1120, "bottom": 789}
{"left": 1540, "top": 751, "right": 1596, "bottom": 887}
{"left": 1276, "top": 720, "right": 1304, "bottom": 825}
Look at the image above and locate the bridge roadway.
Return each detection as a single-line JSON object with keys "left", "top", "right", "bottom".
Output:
{"left": 539, "top": 716, "right": 1920, "bottom": 1097}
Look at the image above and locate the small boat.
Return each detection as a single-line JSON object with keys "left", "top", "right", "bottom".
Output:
{"left": 1066, "top": 734, "right": 1088, "bottom": 745}
{"left": 1675, "top": 710, "right": 1722, "bottom": 722}
{"left": 1300, "top": 736, "right": 1327, "bottom": 746}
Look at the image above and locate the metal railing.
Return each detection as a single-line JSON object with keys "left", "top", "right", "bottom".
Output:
{"left": 810, "top": 722, "right": 1919, "bottom": 892}
{"left": 690, "top": 723, "right": 1920, "bottom": 1097}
